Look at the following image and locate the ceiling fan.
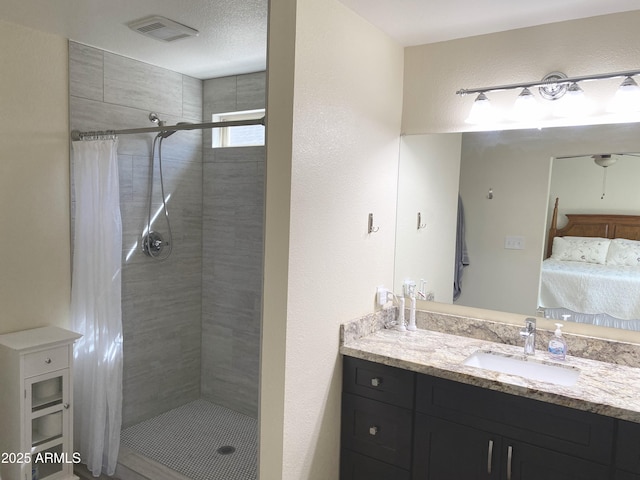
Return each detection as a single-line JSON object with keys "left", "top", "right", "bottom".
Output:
{"left": 555, "top": 152, "right": 640, "bottom": 199}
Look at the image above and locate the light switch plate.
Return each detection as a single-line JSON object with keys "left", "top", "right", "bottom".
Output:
{"left": 504, "top": 235, "right": 525, "bottom": 250}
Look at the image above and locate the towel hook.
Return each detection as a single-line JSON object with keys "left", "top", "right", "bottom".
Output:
{"left": 368, "top": 213, "right": 379, "bottom": 234}
{"left": 487, "top": 188, "right": 494, "bottom": 200}
{"left": 417, "top": 212, "right": 427, "bottom": 230}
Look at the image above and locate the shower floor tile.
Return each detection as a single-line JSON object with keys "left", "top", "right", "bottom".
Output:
{"left": 120, "top": 399, "right": 257, "bottom": 480}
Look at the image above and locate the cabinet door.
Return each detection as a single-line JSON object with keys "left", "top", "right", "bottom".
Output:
{"left": 341, "top": 393, "right": 413, "bottom": 469}
{"left": 340, "top": 449, "right": 410, "bottom": 480}
{"left": 505, "top": 439, "right": 611, "bottom": 480}
{"left": 26, "top": 369, "right": 74, "bottom": 479}
{"left": 413, "top": 413, "right": 501, "bottom": 480}
{"left": 617, "top": 420, "right": 640, "bottom": 474}
{"left": 615, "top": 471, "right": 640, "bottom": 480}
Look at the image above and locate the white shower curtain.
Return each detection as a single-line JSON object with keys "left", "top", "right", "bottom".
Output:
{"left": 70, "top": 139, "right": 123, "bottom": 476}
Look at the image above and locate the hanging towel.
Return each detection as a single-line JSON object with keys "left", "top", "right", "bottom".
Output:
{"left": 453, "top": 195, "right": 470, "bottom": 300}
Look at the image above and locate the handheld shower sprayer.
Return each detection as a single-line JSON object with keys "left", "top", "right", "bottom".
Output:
{"left": 143, "top": 112, "right": 175, "bottom": 260}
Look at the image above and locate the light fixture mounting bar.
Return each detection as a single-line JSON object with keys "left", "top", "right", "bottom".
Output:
{"left": 456, "top": 68, "right": 640, "bottom": 96}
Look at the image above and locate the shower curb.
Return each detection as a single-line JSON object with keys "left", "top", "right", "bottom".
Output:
{"left": 115, "top": 445, "right": 191, "bottom": 480}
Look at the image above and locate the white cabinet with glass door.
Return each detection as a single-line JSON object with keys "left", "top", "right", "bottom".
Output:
{"left": 0, "top": 327, "right": 82, "bottom": 480}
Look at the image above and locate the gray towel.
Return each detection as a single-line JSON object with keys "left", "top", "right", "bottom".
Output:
{"left": 453, "top": 195, "right": 470, "bottom": 300}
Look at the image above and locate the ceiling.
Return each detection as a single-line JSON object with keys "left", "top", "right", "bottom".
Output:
{"left": 1, "top": 0, "right": 638, "bottom": 79}
{"left": 339, "top": 0, "right": 640, "bottom": 46}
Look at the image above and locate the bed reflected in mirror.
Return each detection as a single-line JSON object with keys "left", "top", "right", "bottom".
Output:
{"left": 395, "top": 122, "right": 640, "bottom": 333}
{"left": 539, "top": 197, "right": 640, "bottom": 331}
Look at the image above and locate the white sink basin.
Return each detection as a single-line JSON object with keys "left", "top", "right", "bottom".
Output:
{"left": 463, "top": 350, "right": 580, "bottom": 386}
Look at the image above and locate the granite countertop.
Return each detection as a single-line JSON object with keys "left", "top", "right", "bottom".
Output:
{"left": 340, "top": 325, "right": 640, "bottom": 422}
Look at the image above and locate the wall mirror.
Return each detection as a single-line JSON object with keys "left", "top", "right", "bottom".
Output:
{"left": 394, "top": 121, "right": 640, "bottom": 332}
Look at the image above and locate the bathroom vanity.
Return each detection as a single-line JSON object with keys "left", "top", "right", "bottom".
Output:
{"left": 339, "top": 310, "right": 640, "bottom": 480}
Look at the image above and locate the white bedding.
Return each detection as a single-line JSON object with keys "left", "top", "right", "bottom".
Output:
{"left": 539, "top": 258, "right": 640, "bottom": 320}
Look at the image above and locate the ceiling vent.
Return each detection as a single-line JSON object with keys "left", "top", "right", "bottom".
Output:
{"left": 127, "top": 16, "right": 199, "bottom": 42}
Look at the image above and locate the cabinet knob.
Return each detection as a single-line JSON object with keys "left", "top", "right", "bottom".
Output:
{"left": 63, "top": 403, "right": 70, "bottom": 409}
{"left": 44, "top": 358, "right": 52, "bottom": 364}
{"left": 370, "top": 377, "right": 382, "bottom": 387}
{"left": 368, "top": 426, "right": 379, "bottom": 436}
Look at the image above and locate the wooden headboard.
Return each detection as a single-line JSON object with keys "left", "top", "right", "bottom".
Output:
{"left": 546, "top": 197, "right": 640, "bottom": 258}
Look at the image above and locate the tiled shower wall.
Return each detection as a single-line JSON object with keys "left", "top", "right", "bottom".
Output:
{"left": 69, "top": 41, "right": 265, "bottom": 425}
{"left": 201, "top": 74, "right": 265, "bottom": 418}
{"left": 69, "top": 42, "right": 204, "bottom": 427}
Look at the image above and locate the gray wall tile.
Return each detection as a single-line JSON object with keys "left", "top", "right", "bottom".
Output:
{"left": 203, "top": 76, "right": 237, "bottom": 114}
{"left": 200, "top": 148, "right": 264, "bottom": 418}
{"left": 104, "top": 52, "right": 183, "bottom": 117}
{"left": 69, "top": 42, "right": 103, "bottom": 101}
{"left": 237, "top": 72, "right": 266, "bottom": 111}
{"left": 70, "top": 44, "right": 204, "bottom": 427}
{"left": 183, "top": 75, "right": 204, "bottom": 122}
{"left": 199, "top": 74, "right": 265, "bottom": 418}
{"left": 71, "top": 41, "right": 265, "bottom": 425}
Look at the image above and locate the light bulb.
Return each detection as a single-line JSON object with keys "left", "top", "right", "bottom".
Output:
{"left": 608, "top": 76, "right": 640, "bottom": 113}
{"left": 511, "top": 87, "right": 543, "bottom": 121}
{"left": 553, "top": 82, "right": 593, "bottom": 117}
{"left": 465, "top": 92, "right": 498, "bottom": 124}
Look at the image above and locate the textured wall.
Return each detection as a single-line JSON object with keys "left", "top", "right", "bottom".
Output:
{"left": 69, "top": 42, "right": 204, "bottom": 427}
{"left": 0, "top": 20, "right": 70, "bottom": 334}
{"left": 261, "top": 0, "right": 404, "bottom": 478}
{"left": 201, "top": 73, "right": 265, "bottom": 417}
{"left": 403, "top": 11, "right": 640, "bottom": 134}
{"left": 457, "top": 122, "right": 640, "bottom": 317}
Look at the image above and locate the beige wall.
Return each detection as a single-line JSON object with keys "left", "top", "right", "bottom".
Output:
{"left": 395, "top": 134, "right": 462, "bottom": 301}
{"left": 457, "top": 122, "right": 640, "bottom": 316}
{"left": 401, "top": 10, "right": 640, "bottom": 318}
{"left": 0, "top": 20, "right": 70, "bottom": 334}
{"left": 403, "top": 11, "right": 640, "bottom": 134}
{"left": 7, "top": 4, "right": 640, "bottom": 479}
{"left": 549, "top": 151, "right": 640, "bottom": 221}
{"left": 261, "top": 0, "right": 404, "bottom": 478}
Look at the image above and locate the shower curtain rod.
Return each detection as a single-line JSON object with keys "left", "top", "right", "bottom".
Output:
{"left": 70, "top": 117, "right": 265, "bottom": 141}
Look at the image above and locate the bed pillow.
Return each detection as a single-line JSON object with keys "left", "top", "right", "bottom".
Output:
{"left": 606, "top": 238, "right": 640, "bottom": 266}
{"left": 551, "top": 236, "right": 611, "bottom": 264}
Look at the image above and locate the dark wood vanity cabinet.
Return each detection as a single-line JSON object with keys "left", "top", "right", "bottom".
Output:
{"left": 615, "top": 420, "right": 640, "bottom": 479}
{"left": 414, "top": 374, "right": 614, "bottom": 480}
{"left": 414, "top": 415, "right": 608, "bottom": 480}
{"left": 341, "top": 356, "right": 623, "bottom": 480}
{"left": 341, "top": 357, "right": 414, "bottom": 480}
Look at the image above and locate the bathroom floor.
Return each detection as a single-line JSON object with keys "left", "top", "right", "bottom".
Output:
{"left": 120, "top": 399, "right": 258, "bottom": 480}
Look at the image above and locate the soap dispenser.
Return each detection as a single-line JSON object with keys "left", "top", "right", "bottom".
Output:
{"left": 548, "top": 323, "right": 568, "bottom": 360}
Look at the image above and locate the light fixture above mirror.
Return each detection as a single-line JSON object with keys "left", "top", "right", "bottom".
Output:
{"left": 459, "top": 69, "right": 640, "bottom": 125}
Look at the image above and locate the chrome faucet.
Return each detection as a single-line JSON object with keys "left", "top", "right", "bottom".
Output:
{"left": 520, "top": 317, "right": 536, "bottom": 355}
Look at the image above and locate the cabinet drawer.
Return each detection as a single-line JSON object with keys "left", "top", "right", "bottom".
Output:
{"left": 616, "top": 471, "right": 640, "bottom": 480}
{"left": 340, "top": 449, "right": 410, "bottom": 480}
{"left": 616, "top": 420, "right": 640, "bottom": 474}
{"left": 343, "top": 356, "right": 414, "bottom": 409}
{"left": 24, "top": 346, "right": 69, "bottom": 377}
{"left": 341, "top": 392, "right": 413, "bottom": 469}
{"left": 416, "top": 374, "right": 614, "bottom": 464}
